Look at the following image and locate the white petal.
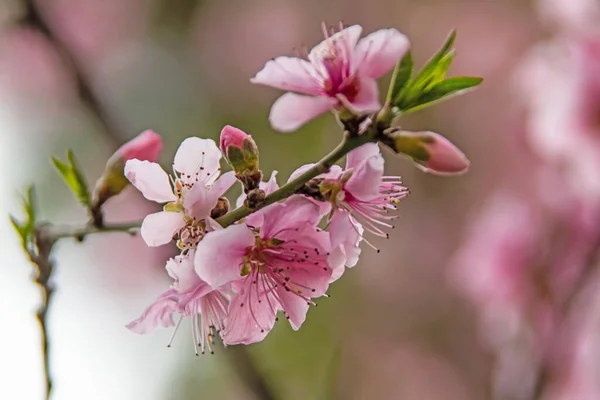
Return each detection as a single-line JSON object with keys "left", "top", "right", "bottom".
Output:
{"left": 140, "top": 211, "right": 183, "bottom": 247}
{"left": 124, "top": 159, "right": 176, "bottom": 203}
{"left": 173, "top": 137, "right": 222, "bottom": 180}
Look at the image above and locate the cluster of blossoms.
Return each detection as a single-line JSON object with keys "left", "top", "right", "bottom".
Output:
{"left": 113, "top": 23, "right": 470, "bottom": 353}
{"left": 124, "top": 126, "right": 407, "bottom": 351}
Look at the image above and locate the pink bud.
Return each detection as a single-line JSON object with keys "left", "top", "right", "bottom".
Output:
{"left": 382, "top": 130, "right": 469, "bottom": 175}
{"left": 91, "top": 130, "right": 164, "bottom": 217}
{"left": 219, "top": 125, "right": 261, "bottom": 191}
{"left": 118, "top": 130, "right": 163, "bottom": 163}
{"left": 220, "top": 125, "right": 249, "bottom": 155}
{"left": 420, "top": 132, "right": 470, "bottom": 175}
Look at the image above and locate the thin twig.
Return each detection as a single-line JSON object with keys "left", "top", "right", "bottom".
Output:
{"left": 26, "top": 229, "right": 56, "bottom": 400}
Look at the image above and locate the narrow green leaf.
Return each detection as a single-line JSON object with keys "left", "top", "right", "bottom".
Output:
{"left": 424, "top": 50, "right": 456, "bottom": 90}
{"left": 401, "top": 76, "right": 483, "bottom": 113}
{"left": 410, "top": 30, "right": 456, "bottom": 91}
{"left": 9, "top": 215, "right": 27, "bottom": 248}
{"left": 52, "top": 151, "right": 92, "bottom": 208}
{"left": 67, "top": 150, "right": 91, "bottom": 207}
{"left": 387, "top": 51, "right": 413, "bottom": 104}
{"left": 22, "top": 185, "right": 36, "bottom": 238}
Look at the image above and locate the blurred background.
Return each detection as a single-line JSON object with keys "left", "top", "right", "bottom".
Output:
{"left": 2, "top": 0, "right": 600, "bottom": 399}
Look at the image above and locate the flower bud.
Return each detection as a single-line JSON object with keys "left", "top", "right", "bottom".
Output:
{"left": 220, "top": 125, "right": 262, "bottom": 191}
{"left": 382, "top": 130, "right": 469, "bottom": 175}
{"left": 92, "top": 130, "right": 163, "bottom": 212}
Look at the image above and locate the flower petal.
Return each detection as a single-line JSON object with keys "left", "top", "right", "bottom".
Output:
{"left": 173, "top": 137, "right": 222, "bottom": 180}
{"left": 183, "top": 183, "right": 215, "bottom": 220}
{"left": 288, "top": 163, "right": 343, "bottom": 182}
{"left": 194, "top": 224, "right": 255, "bottom": 288}
{"left": 269, "top": 93, "right": 337, "bottom": 133}
{"left": 345, "top": 152, "right": 384, "bottom": 201}
{"left": 309, "top": 25, "right": 363, "bottom": 66}
{"left": 140, "top": 211, "right": 183, "bottom": 247}
{"left": 126, "top": 289, "right": 180, "bottom": 334}
{"left": 338, "top": 77, "right": 381, "bottom": 114}
{"left": 261, "top": 196, "right": 322, "bottom": 239}
{"left": 251, "top": 57, "right": 323, "bottom": 95}
{"left": 165, "top": 253, "right": 206, "bottom": 294}
{"left": 346, "top": 143, "right": 381, "bottom": 170}
{"left": 124, "top": 159, "right": 176, "bottom": 203}
{"left": 211, "top": 171, "right": 237, "bottom": 198}
{"left": 354, "top": 28, "right": 410, "bottom": 78}
{"left": 222, "top": 281, "right": 277, "bottom": 345}
{"left": 328, "top": 212, "right": 363, "bottom": 282}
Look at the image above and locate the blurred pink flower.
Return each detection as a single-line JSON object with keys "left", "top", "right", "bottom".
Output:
{"left": 124, "top": 137, "right": 236, "bottom": 248}
{"left": 194, "top": 196, "right": 332, "bottom": 345}
{"left": 537, "top": 0, "right": 600, "bottom": 34}
{"left": 291, "top": 143, "right": 408, "bottom": 244}
{"left": 252, "top": 24, "right": 409, "bottom": 132}
{"left": 519, "top": 36, "right": 600, "bottom": 198}
{"left": 126, "top": 252, "right": 229, "bottom": 355}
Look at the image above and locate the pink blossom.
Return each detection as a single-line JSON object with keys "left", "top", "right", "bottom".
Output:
{"left": 519, "top": 37, "right": 600, "bottom": 198}
{"left": 252, "top": 24, "right": 410, "bottom": 132}
{"left": 291, "top": 143, "right": 408, "bottom": 246}
{"left": 126, "top": 252, "right": 230, "bottom": 355}
{"left": 124, "top": 137, "right": 236, "bottom": 248}
{"left": 194, "top": 196, "right": 332, "bottom": 344}
{"left": 117, "top": 130, "right": 163, "bottom": 163}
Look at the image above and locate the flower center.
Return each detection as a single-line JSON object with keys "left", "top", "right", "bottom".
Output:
{"left": 176, "top": 219, "right": 206, "bottom": 250}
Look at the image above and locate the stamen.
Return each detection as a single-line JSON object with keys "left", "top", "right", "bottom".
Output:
{"left": 167, "top": 315, "right": 184, "bottom": 347}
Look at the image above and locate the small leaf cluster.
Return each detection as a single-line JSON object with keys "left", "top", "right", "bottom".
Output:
{"left": 386, "top": 30, "right": 483, "bottom": 117}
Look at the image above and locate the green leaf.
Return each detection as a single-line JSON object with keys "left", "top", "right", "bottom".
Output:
{"left": 410, "top": 30, "right": 456, "bottom": 93}
{"left": 52, "top": 150, "right": 91, "bottom": 208}
{"left": 10, "top": 185, "right": 38, "bottom": 250}
{"left": 10, "top": 215, "right": 28, "bottom": 248}
{"left": 387, "top": 51, "right": 413, "bottom": 104}
{"left": 400, "top": 76, "right": 483, "bottom": 114}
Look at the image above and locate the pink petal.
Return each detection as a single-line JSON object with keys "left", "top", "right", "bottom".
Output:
{"left": 269, "top": 93, "right": 337, "bottom": 133}
{"left": 345, "top": 151, "right": 384, "bottom": 201}
{"left": 339, "top": 77, "right": 381, "bottom": 114}
{"left": 309, "top": 25, "right": 363, "bottom": 66}
{"left": 211, "top": 171, "right": 237, "bottom": 198}
{"left": 165, "top": 253, "right": 205, "bottom": 294}
{"left": 354, "top": 28, "right": 410, "bottom": 78}
{"left": 194, "top": 224, "right": 255, "bottom": 288}
{"left": 124, "top": 159, "right": 176, "bottom": 203}
{"left": 261, "top": 196, "right": 322, "bottom": 239}
{"left": 140, "top": 211, "right": 183, "bottom": 247}
{"left": 251, "top": 57, "right": 322, "bottom": 95}
{"left": 126, "top": 289, "right": 180, "bottom": 334}
{"left": 276, "top": 255, "right": 332, "bottom": 329}
{"left": 346, "top": 142, "right": 381, "bottom": 170}
{"left": 262, "top": 170, "right": 279, "bottom": 195}
{"left": 288, "top": 163, "right": 343, "bottom": 182}
{"left": 173, "top": 137, "right": 222, "bottom": 181}
{"left": 328, "top": 212, "right": 363, "bottom": 282}
{"left": 222, "top": 282, "right": 277, "bottom": 345}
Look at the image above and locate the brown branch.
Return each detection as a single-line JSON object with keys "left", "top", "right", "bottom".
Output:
{"left": 26, "top": 227, "right": 57, "bottom": 400}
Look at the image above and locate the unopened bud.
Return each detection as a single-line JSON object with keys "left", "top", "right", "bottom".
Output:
{"left": 92, "top": 130, "right": 163, "bottom": 214}
{"left": 220, "top": 125, "right": 261, "bottom": 191}
{"left": 244, "top": 188, "right": 266, "bottom": 210}
{"left": 210, "top": 197, "right": 230, "bottom": 219}
{"left": 381, "top": 130, "right": 469, "bottom": 175}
